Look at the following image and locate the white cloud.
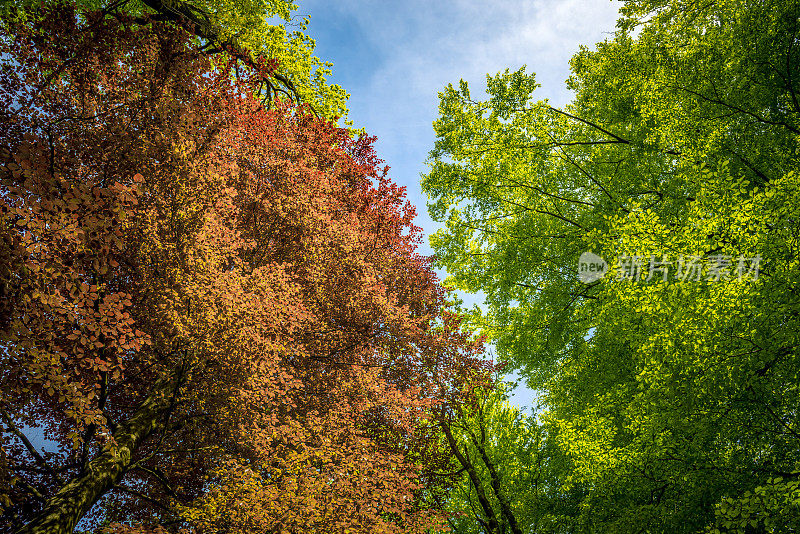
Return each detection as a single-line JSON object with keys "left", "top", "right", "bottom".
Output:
{"left": 329, "top": 0, "right": 619, "bottom": 103}
{"left": 322, "top": 1, "right": 619, "bottom": 161}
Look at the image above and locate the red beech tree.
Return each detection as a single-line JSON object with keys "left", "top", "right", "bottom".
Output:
{"left": 0, "top": 6, "right": 493, "bottom": 533}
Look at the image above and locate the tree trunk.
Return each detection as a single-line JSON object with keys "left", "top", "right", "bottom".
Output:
{"left": 469, "top": 427, "right": 523, "bottom": 534}
{"left": 440, "top": 416, "right": 501, "bottom": 533}
{"left": 14, "top": 368, "right": 186, "bottom": 534}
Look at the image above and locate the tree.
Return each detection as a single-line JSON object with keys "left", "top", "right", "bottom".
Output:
{"left": 423, "top": 0, "right": 800, "bottom": 531}
{"left": 437, "top": 384, "right": 580, "bottom": 534}
{"left": 0, "top": 5, "right": 492, "bottom": 532}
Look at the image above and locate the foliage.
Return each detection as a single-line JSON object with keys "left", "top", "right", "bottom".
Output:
{"left": 0, "top": 6, "right": 492, "bottom": 532}
{"left": 0, "top": 0, "right": 350, "bottom": 122}
{"left": 423, "top": 0, "right": 800, "bottom": 531}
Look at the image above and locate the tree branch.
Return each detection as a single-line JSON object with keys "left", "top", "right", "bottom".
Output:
{"left": 130, "top": 465, "right": 178, "bottom": 496}
{"left": 439, "top": 414, "right": 501, "bottom": 533}
{"left": 467, "top": 403, "right": 523, "bottom": 534}
{"left": 0, "top": 409, "right": 64, "bottom": 486}
{"left": 112, "top": 484, "right": 171, "bottom": 511}
{"left": 136, "top": 0, "right": 313, "bottom": 114}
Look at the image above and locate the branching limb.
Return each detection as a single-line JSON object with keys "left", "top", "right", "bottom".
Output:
{"left": 0, "top": 409, "right": 64, "bottom": 486}
{"left": 439, "top": 414, "right": 501, "bottom": 533}
{"left": 135, "top": 0, "right": 315, "bottom": 115}
{"left": 130, "top": 465, "right": 178, "bottom": 496}
{"left": 113, "top": 484, "right": 171, "bottom": 511}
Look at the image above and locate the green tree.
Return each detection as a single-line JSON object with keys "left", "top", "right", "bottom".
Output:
{"left": 437, "top": 384, "right": 583, "bottom": 534}
{"left": 423, "top": 0, "right": 800, "bottom": 531}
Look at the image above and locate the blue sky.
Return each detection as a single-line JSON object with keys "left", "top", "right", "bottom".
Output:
{"left": 296, "top": 0, "right": 621, "bottom": 410}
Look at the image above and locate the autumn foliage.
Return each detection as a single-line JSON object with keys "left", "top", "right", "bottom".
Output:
{"left": 0, "top": 6, "right": 491, "bottom": 532}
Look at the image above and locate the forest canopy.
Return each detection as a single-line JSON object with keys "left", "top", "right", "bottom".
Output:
{"left": 2, "top": 0, "right": 800, "bottom": 532}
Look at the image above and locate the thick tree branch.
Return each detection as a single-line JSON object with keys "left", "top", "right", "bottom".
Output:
{"left": 439, "top": 414, "right": 501, "bottom": 533}
{"left": 467, "top": 405, "right": 523, "bottom": 534}
{"left": 669, "top": 83, "right": 800, "bottom": 135}
{"left": 547, "top": 106, "right": 632, "bottom": 145}
{"left": 15, "top": 478, "right": 46, "bottom": 502}
{"left": 136, "top": 0, "right": 312, "bottom": 114}
{"left": 14, "top": 363, "right": 190, "bottom": 534}
{"left": 0, "top": 409, "right": 64, "bottom": 487}
{"left": 80, "top": 371, "right": 110, "bottom": 475}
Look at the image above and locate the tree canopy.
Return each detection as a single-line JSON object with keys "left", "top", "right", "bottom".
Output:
{"left": 0, "top": 5, "right": 492, "bottom": 532}
{"left": 424, "top": 0, "right": 800, "bottom": 531}
{"left": 5, "top": 0, "right": 800, "bottom": 532}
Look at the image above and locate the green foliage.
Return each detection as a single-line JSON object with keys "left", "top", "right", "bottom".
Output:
{"left": 424, "top": 0, "right": 800, "bottom": 531}
{"left": 705, "top": 476, "right": 800, "bottom": 533}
